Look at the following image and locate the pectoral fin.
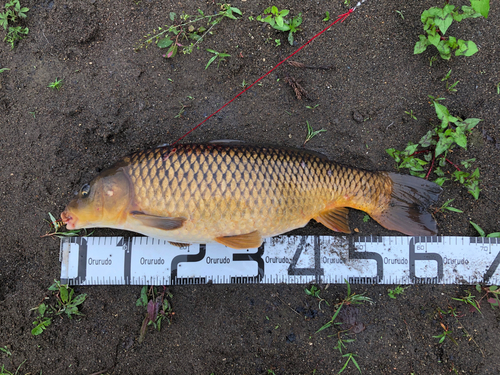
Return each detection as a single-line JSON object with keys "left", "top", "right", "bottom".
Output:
{"left": 215, "top": 230, "right": 262, "bottom": 249}
{"left": 131, "top": 211, "right": 186, "bottom": 231}
{"left": 314, "top": 207, "right": 351, "bottom": 233}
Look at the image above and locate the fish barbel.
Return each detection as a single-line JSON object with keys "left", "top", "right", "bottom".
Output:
{"left": 61, "top": 143, "right": 442, "bottom": 249}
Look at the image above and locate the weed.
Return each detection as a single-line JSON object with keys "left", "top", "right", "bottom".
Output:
{"left": 362, "top": 214, "right": 370, "bottom": 223}
{"left": 387, "top": 285, "right": 409, "bottom": 299}
{"left": 48, "top": 280, "right": 87, "bottom": 319}
{"left": 135, "top": 4, "right": 241, "bottom": 59}
{"left": 0, "top": 347, "right": 11, "bottom": 357}
{"left": 174, "top": 101, "right": 191, "bottom": 119}
{"left": 414, "top": 1, "right": 489, "bottom": 61}
{"left": 31, "top": 302, "right": 52, "bottom": 335}
{"left": 338, "top": 353, "right": 361, "bottom": 374}
{"left": 305, "top": 285, "right": 329, "bottom": 310}
{"left": 306, "top": 104, "right": 319, "bottom": 110}
{"left": 0, "top": 67, "right": 9, "bottom": 73}
{"left": 452, "top": 290, "right": 481, "bottom": 314}
{"left": 476, "top": 284, "right": 500, "bottom": 309}
{"left": 323, "top": 11, "right": 330, "bottom": 22}
{"left": 41, "top": 212, "right": 92, "bottom": 239}
{"left": 257, "top": 6, "right": 302, "bottom": 45}
{"left": 343, "top": 0, "right": 351, "bottom": 7}
{"left": 241, "top": 79, "right": 247, "bottom": 88}
{"left": 437, "top": 305, "right": 459, "bottom": 317}
{"left": 386, "top": 98, "right": 482, "bottom": 199}
{"left": 470, "top": 221, "right": 500, "bottom": 238}
{"left": 136, "top": 286, "right": 173, "bottom": 343}
{"left": 0, "top": 360, "right": 26, "bottom": 375}
{"left": 274, "top": 39, "right": 281, "bottom": 47}
{"left": 205, "top": 49, "right": 230, "bottom": 69}
{"left": 333, "top": 336, "right": 355, "bottom": 355}
{"left": 429, "top": 55, "right": 438, "bottom": 66}
{"left": 31, "top": 280, "right": 87, "bottom": 335}
{"left": 405, "top": 110, "right": 417, "bottom": 120}
{"left": 433, "top": 322, "right": 458, "bottom": 345}
{"left": 496, "top": 82, "right": 500, "bottom": 95}
{"left": 303, "top": 121, "right": 326, "bottom": 146}
{"left": 395, "top": 10, "right": 404, "bottom": 20}
{"left": 435, "top": 198, "right": 463, "bottom": 214}
{"left": 317, "top": 280, "right": 372, "bottom": 333}
{"left": 0, "top": 0, "right": 29, "bottom": 49}
{"left": 47, "top": 78, "right": 63, "bottom": 90}
{"left": 442, "top": 69, "right": 459, "bottom": 92}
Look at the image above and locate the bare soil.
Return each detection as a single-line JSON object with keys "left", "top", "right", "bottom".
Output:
{"left": 0, "top": 0, "right": 499, "bottom": 374}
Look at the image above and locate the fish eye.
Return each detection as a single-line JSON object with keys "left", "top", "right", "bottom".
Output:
{"left": 80, "top": 183, "right": 91, "bottom": 198}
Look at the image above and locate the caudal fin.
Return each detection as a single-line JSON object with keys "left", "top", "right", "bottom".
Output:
{"left": 371, "top": 173, "right": 442, "bottom": 236}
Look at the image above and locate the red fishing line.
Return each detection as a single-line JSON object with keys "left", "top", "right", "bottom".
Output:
{"left": 172, "top": 6, "right": 358, "bottom": 145}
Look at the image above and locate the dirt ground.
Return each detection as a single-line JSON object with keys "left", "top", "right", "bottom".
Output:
{"left": 0, "top": 0, "right": 499, "bottom": 374}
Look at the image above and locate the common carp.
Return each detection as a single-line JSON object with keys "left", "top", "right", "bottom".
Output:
{"left": 61, "top": 142, "right": 442, "bottom": 249}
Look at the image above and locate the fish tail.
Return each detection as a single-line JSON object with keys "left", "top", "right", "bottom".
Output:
{"left": 370, "top": 173, "right": 442, "bottom": 236}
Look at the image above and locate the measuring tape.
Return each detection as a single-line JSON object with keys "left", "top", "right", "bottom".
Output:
{"left": 59, "top": 236, "right": 500, "bottom": 286}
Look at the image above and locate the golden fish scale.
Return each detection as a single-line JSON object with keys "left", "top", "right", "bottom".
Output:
{"left": 122, "top": 144, "right": 390, "bottom": 239}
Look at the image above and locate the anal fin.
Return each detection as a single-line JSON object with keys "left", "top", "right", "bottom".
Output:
{"left": 215, "top": 230, "right": 262, "bottom": 249}
{"left": 314, "top": 207, "right": 351, "bottom": 233}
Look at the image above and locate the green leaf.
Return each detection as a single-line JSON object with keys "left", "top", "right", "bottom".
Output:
{"left": 288, "top": 31, "right": 294, "bottom": 46}
{"left": 436, "top": 40, "right": 452, "bottom": 60}
{"left": 456, "top": 40, "right": 478, "bottom": 56}
{"left": 276, "top": 15, "right": 284, "bottom": 27}
{"left": 419, "top": 130, "right": 435, "bottom": 148}
{"left": 460, "top": 118, "right": 482, "bottom": 131}
{"left": 414, "top": 35, "right": 430, "bottom": 54}
{"left": 169, "top": 12, "right": 176, "bottom": 21}
{"left": 157, "top": 37, "right": 173, "bottom": 48}
{"left": 470, "top": 221, "right": 485, "bottom": 237}
{"left": 136, "top": 286, "right": 149, "bottom": 307}
{"left": 72, "top": 293, "right": 87, "bottom": 306}
{"left": 487, "top": 233, "right": 500, "bottom": 238}
{"left": 435, "top": 134, "right": 454, "bottom": 157}
{"left": 470, "top": 0, "right": 489, "bottom": 18}
{"left": 60, "top": 285, "right": 69, "bottom": 304}
{"left": 434, "top": 177, "right": 448, "bottom": 186}
{"left": 231, "top": 7, "right": 242, "bottom": 16}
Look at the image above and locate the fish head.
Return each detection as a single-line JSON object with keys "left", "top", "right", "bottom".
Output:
{"left": 61, "top": 165, "right": 131, "bottom": 230}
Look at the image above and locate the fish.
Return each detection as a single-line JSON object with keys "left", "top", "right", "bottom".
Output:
{"left": 61, "top": 142, "right": 442, "bottom": 249}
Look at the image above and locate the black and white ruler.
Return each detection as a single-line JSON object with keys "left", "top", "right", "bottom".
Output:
{"left": 59, "top": 236, "right": 500, "bottom": 286}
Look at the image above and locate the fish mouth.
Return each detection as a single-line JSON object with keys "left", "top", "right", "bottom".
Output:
{"left": 61, "top": 210, "right": 78, "bottom": 230}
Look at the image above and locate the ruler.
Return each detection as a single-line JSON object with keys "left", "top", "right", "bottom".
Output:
{"left": 59, "top": 235, "right": 500, "bottom": 286}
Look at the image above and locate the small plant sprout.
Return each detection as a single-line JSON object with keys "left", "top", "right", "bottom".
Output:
{"left": 323, "top": 11, "right": 330, "bottom": 22}
{"left": 0, "top": 346, "right": 11, "bottom": 356}
{"left": 274, "top": 39, "right": 281, "bottom": 47}
{"left": 47, "top": 78, "right": 63, "bottom": 90}
{"left": 41, "top": 212, "right": 91, "bottom": 239}
{"left": 306, "top": 104, "right": 319, "bottom": 110}
{"left": 433, "top": 322, "right": 458, "bottom": 345}
{"left": 436, "top": 198, "right": 463, "bottom": 214}
{"left": 414, "top": 2, "right": 489, "bottom": 61}
{"left": 496, "top": 82, "right": 500, "bottom": 95}
{"left": 0, "top": 67, "right": 10, "bottom": 73}
{"left": 257, "top": 6, "right": 302, "bottom": 45}
{"left": 317, "top": 279, "right": 372, "bottom": 333}
{"left": 241, "top": 79, "right": 247, "bottom": 88}
{"left": 476, "top": 284, "right": 500, "bottom": 309}
{"left": 136, "top": 4, "right": 241, "bottom": 58}
{"left": 386, "top": 98, "right": 482, "bottom": 199}
{"left": 305, "top": 285, "right": 329, "bottom": 309}
{"left": 303, "top": 121, "right": 326, "bottom": 146}
{"left": 205, "top": 49, "right": 230, "bottom": 69}
{"left": 395, "top": 10, "right": 404, "bottom": 20}
{"left": 452, "top": 290, "right": 482, "bottom": 314}
{"left": 338, "top": 353, "right": 361, "bottom": 374}
{"left": 442, "top": 69, "right": 459, "bottom": 92}
{"left": 362, "top": 214, "right": 370, "bottom": 222}
{"left": 136, "top": 286, "right": 174, "bottom": 343}
{"left": 387, "top": 285, "right": 409, "bottom": 299}
{"left": 469, "top": 222, "right": 500, "bottom": 238}
{"left": 405, "top": 110, "right": 417, "bottom": 120}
